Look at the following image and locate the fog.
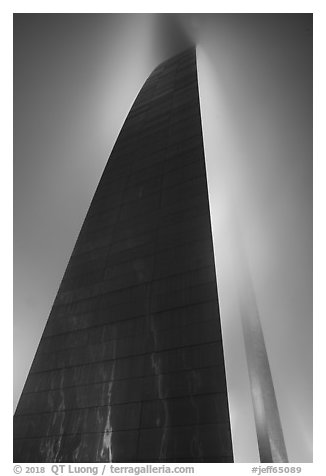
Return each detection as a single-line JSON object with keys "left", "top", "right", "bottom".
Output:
{"left": 14, "top": 14, "right": 312, "bottom": 462}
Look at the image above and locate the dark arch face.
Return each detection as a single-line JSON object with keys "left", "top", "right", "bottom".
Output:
{"left": 14, "top": 47, "right": 233, "bottom": 463}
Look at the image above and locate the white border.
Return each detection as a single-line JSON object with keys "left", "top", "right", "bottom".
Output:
{"left": 3, "top": 2, "right": 323, "bottom": 475}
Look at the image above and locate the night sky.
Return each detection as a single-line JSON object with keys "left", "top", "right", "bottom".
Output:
{"left": 13, "top": 13, "right": 312, "bottom": 462}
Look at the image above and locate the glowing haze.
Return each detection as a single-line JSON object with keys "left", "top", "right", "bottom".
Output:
{"left": 14, "top": 14, "right": 312, "bottom": 462}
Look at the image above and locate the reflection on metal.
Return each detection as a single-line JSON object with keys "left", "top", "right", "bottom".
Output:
{"left": 14, "top": 47, "right": 233, "bottom": 463}
{"left": 234, "top": 222, "right": 288, "bottom": 463}
{"left": 101, "top": 335, "right": 116, "bottom": 462}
